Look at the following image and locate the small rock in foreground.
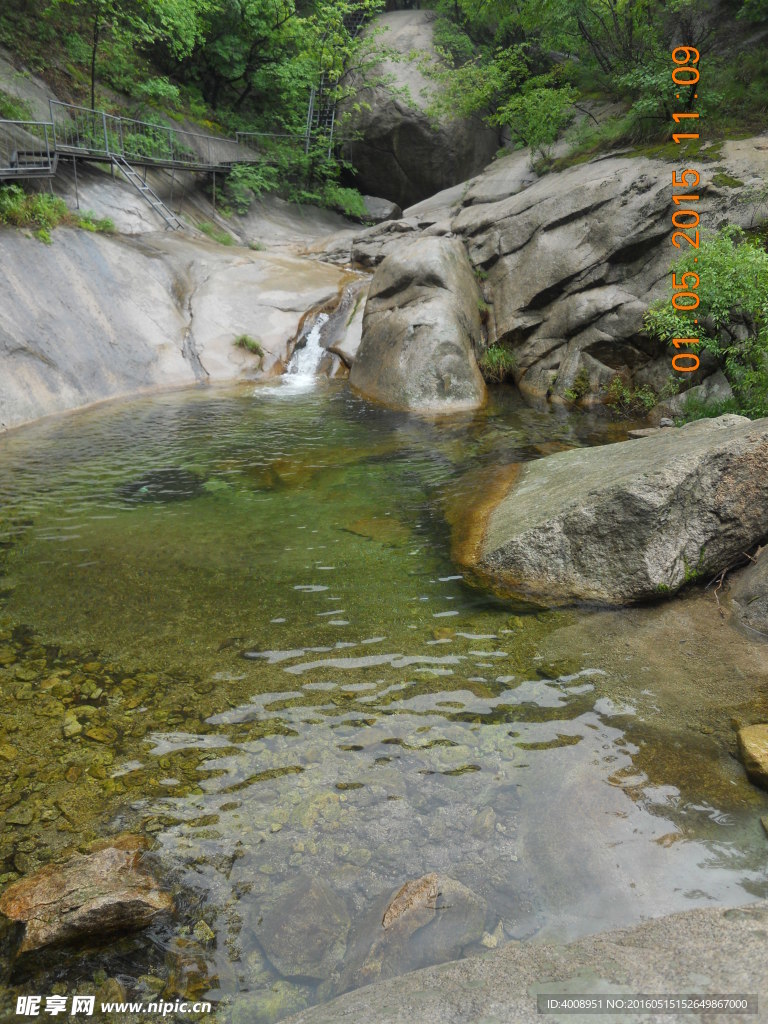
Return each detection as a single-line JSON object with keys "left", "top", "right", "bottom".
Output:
{"left": 0, "top": 835, "right": 172, "bottom": 953}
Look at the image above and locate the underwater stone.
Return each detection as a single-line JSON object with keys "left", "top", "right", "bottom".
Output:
{"left": 252, "top": 874, "right": 350, "bottom": 980}
{"left": 117, "top": 468, "right": 205, "bottom": 505}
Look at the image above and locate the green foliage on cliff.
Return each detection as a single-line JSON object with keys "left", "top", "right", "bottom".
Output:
{"left": 0, "top": 0, "right": 384, "bottom": 204}
{"left": 427, "top": 0, "right": 768, "bottom": 153}
{"left": 645, "top": 227, "right": 768, "bottom": 418}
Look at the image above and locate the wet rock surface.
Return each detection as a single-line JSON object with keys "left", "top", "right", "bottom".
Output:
{"left": 737, "top": 724, "right": 768, "bottom": 790}
{"left": 349, "top": 236, "right": 486, "bottom": 413}
{"left": 0, "top": 835, "right": 172, "bottom": 953}
{"left": 282, "top": 900, "right": 768, "bottom": 1024}
{"left": 730, "top": 548, "right": 768, "bottom": 638}
{"left": 455, "top": 415, "right": 768, "bottom": 604}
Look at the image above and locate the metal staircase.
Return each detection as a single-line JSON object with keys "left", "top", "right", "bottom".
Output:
{"left": 305, "top": 4, "right": 370, "bottom": 157}
{"left": 110, "top": 154, "right": 182, "bottom": 229}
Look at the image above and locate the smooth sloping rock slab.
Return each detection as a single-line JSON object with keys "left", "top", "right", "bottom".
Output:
{"left": 730, "top": 548, "right": 768, "bottom": 637}
{"left": 737, "top": 725, "right": 768, "bottom": 789}
{"left": 282, "top": 900, "right": 768, "bottom": 1024}
{"left": 0, "top": 835, "right": 171, "bottom": 953}
{"left": 454, "top": 415, "right": 768, "bottom": 605}
{"left": 350, "top": 236, "right": 486, "bottom": 414}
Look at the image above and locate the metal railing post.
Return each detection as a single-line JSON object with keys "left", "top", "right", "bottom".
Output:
{"left": 102, "top": 110, "right": 109, "bottom": 156}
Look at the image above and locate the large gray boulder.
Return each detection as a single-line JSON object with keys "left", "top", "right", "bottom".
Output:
{"left": 731, "top": 548, "right": 768, "bottom": 637}
{"left": 283, "top": 900, "right": 768, "bottom": 1024}
{"left": 342, "top": 12, "right": 498, "bottom": 208}
{"left": 349, "top": 235, "right": 486, "bottom": 413}
{"left": 453, "top": 415, "right": 768, "bottom": 605}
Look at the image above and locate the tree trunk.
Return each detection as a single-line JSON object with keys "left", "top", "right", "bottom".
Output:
{"left": 90, "top": 14, "right": 100, "bottom": 110}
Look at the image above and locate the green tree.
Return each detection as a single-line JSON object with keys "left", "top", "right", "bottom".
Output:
{"left": 644, "top": 227, "right": 768, "bottom": 418}
{"left": 48, "top": 0, "right": 204, "bottom": 109}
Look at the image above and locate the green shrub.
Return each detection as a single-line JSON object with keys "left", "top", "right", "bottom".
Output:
{"left": 563, "top": 366, "right": 592, "bottom": 403}
{"left": 0, "top": 88, "right": 32, "bottom": 121}
{"left": 602, "top": 375, "right": 658, "bottom": 417}
{"left": 478, "top": 344, "right": 516, "bottom": 383}
{"left": 644, "top": 226, "right": 768, "bottom": 419}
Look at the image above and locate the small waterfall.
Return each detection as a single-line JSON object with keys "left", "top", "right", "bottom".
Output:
{"left": 284, "top": 313, "right": 329, "bottom": 388}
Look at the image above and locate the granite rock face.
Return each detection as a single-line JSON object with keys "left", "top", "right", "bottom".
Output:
{"left": 341, "top": 11, "right": 498, "bottom": 208}
{"left": 0, "top": 230, "right": 346, "bottom": 431}
{"left": 349, "top": 236, "right": 486, "bottom": 413}
{"left": 453, "top": 415, "right": 768, "bottom": 605}
{"left": 451, "top": 147, "right": 767, "bottom": 405}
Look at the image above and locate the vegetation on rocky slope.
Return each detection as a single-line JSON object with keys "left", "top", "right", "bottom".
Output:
{"left": 646, "top": 227, "right": 768, "bottom": 419}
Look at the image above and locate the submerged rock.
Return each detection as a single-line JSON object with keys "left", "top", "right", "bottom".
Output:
{"left": 117, "top": 468, "right": 204, "bottom": 504}
{"left": 349, "top": 236, "right": 486, "bottom": 414}
{"left": 737, "top": 725, "right": 768, "bottom": 790}
{"left": 730, "top": 548, "right": 768, "bottom": 638}
{"left": 453, "top": 415, "right": 768, "bottom": 605}
{"left": 344, "top": 873, "right": 486, "bottom": 991}
{"left": 251, "top": 874, "right": 350, "bottom": 980}
{"left": 0, "top": 835, "right": 172, "bottom": 953}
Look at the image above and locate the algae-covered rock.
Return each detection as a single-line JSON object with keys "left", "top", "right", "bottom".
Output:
{"left": 0, "top": 834, "right": 172, "bottom": 953}
{"left": 251, "top": 874, "right": 350, "bottom": 980}
{"left": 232, "top": 981, "right": 310, "bottom": 1024}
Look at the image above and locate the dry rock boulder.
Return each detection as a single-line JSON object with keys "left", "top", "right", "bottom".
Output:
{"left": 453, "top": 414, "right": 768, "bottom": 605}
{"left": 0, "top": 835, "right": 172, "bottom": 953}
{"left": 349, "top": 235, "right": 486, "bottom": 413}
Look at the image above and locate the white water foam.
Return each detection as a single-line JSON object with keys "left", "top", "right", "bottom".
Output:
{"left": 283, "top": 313, "right": 329, "bottom": 389}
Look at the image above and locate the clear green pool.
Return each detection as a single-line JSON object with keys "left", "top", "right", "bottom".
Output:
{"left": 1, "top": 380, "right": 767, "bottom": 1022}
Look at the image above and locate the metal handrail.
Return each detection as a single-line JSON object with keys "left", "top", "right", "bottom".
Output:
{"left": 49, "top": 100, "right": 257, "bottom": 169}
{"left": 0, "top": 119, "right": 55, "bottom": 177}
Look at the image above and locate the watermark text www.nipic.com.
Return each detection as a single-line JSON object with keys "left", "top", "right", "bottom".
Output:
{"left": 669, "top": 44, "right": 702, "bottom": 375}
{"left": 15, "top": 995, "right": 213, "bottom": 1017}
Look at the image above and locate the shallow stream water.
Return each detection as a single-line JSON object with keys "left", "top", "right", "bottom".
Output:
{"left": 1, "top": 380, "right": 767, "bottom": 1022}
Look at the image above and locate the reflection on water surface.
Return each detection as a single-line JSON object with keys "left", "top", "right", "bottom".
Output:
{"left": 0, "top": 380, "right": 766, "bottom": 1022}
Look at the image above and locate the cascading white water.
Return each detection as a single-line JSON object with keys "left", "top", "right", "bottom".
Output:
{"left": 284, "top": 313, "right": 329, "bottom": 388}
